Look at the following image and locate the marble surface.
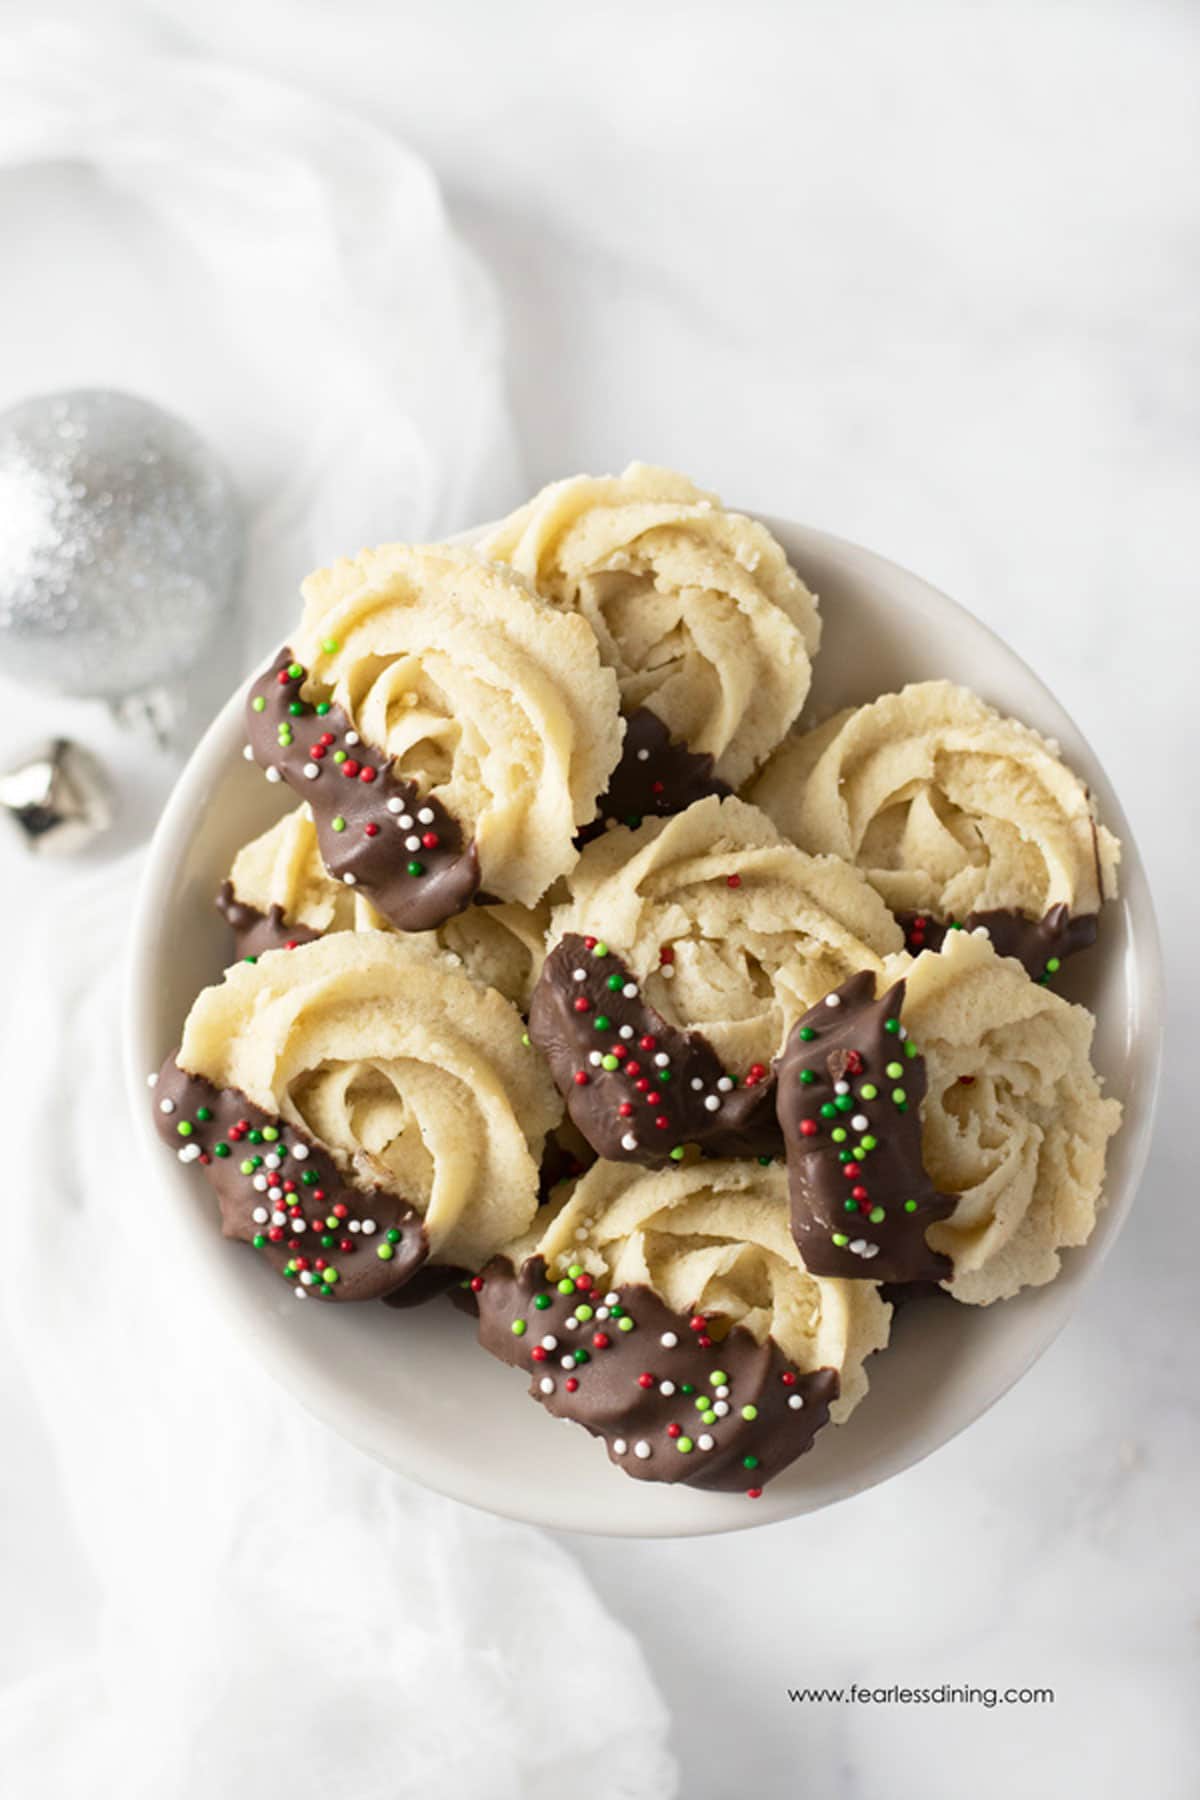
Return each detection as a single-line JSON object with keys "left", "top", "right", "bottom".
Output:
{"left": 1, "top": 2, "right": 1196, "bottom": 1793}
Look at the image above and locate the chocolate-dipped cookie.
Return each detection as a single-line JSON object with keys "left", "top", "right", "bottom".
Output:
{"left": 243, "top": 545, "right": 623, "bottom": 931}
{"left": 750, "top": 679, "right": 1119, "bottom": 981}
{"left": 151, "top": 933, "right": 561, "bottom": 1302}
{"left": 475, "top": 1159, "right": 891, "bottom": 1496}
{"left": 529, "top": 794, "right": 902, "bottom": 1165}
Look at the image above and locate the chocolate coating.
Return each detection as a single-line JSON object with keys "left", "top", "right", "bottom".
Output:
{"left": 475, "top": 1254, "right": 838, "bottom": 1493}
{"left": 151, "top": 1058, "right": 428, "bottom": 1301}
{"left": 528, "top": 933, "right": 781, "bottom": 1166}
{"left": 777, "top": 971, "right": 955, "bottom": 1283}
{"left": 580, "top": 706, "right": 730, "bottom": 842}
{"left": 215, "top": 881, "right": 322, "bottom": 959}
{"left": 898, "top": 904, "right": 1098, "bottom": 979}
{"left": 244, "top": 649, "right": 480, "bottom": 932}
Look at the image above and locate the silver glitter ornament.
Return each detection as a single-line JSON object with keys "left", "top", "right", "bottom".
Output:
{"left": 0, "top": 737, "right": 115, "bottom": 855}
{"left": 0, "top": 389, "right": 243, "bottom": 702}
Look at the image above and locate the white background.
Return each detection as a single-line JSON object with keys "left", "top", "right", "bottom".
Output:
{"left": 1, "top": 2, "right": 1197, "bottom": 1794}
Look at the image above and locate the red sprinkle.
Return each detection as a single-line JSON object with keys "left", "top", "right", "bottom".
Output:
{"left": 655, "top": 1116, "right": 671, "bottom": 1130}
{"left": 531, "top": 1346, "right": 547, "bottom": 1363}
{"left": 637, "top": 1372, "right": 654, "bottom": 1389}
{"left": 574, "top": 1071, "right": 589, "bottom": 1086}
{"left": 364, "top": 822, "right": 379, "bottom": 837}
{"left": 584, "top": 936, "right": 597, "bottom": 949}
{"left": 851, "top": 1186, "right": 868, "bottom": 1201}
{"left": 799, "top": 1119, "right": 819, "bottom": 1137}
{"left": 276, "top": 669, "right": 290, "bottom": 684}
{"left": 320, "top": 733, "right": 335, "bottom": 747}
{"left": 639, "top": 1035, "right": 657, "bottom": 1052}
{"left": 341, "top": 759, "right": 360, "bottom": 778}
{"left": 667, "top": 1423, "right": 682, "bottom": 1439}
{"left": 339, "top": 1238, "right": 354, "bottom": 1252}
{"left": 575, "top": 1274, "right": 592, "bottom": 1291}
{"left": 843, "top": 1163, "right": 862, "bottom": 1179}
{"left": 625, "top": 1062, "right": 642, "bottom": 1078}
{"left": 358, "top": 766, "right": 376, "bottom": 783}
{"left": 746, "top": 1488, "right": 763, "bottom": 1500}
{"left": 659, "top": 947, "right": 675, "bottom": 965}
{"left": 688, "top": 1315, "right": 707, "bottom": 1333}
{"left": 781, "top": 1371, "right": 797, "bottom": 1386}
{"left": 310, "top": 744, "right": 326, "bottom": 759}
{"left": 469, "top": 1276, "right": 484, "bottom": 1292}
{"left": 635, "top": 1079, "right": 651, "bottom": 1093}
{"left": 651, "top": 780, "right": 665, "bottom": 794}
{"left": 565, "top": 1376, "right": 579, "bottom": 1393}
{"left": 618, "top": 1103, "right": 634, "bottom": 1117}
{"left": 267, "top": 1228, "right": 284, "bottom": 1242}
{"left": 698, "top": 1335, "right": 712, "bottom": 1348}
{"left": 573, "top": 996, "right": 591, "bottom": 1013}
{"left": 726, "top": 874, "right": 742, "bottom": 888}
{"left": 592, "top": 1332, "right": 611, "bottom": 1349}
{"left": 845, "top": 1051, "right": 865, "bottom": 1075}
{"left": 421, "top": 832, "right": 439, "bottom": 849}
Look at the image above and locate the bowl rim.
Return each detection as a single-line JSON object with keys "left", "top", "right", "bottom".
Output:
{"left": 123, "top": 515, "right": 1164, "bottom": 1539}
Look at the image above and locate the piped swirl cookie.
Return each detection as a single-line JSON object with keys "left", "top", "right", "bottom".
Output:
{"left": 151, "top": 933, "right": 561, "bottom": 1303}
{"left": 480, "top": 462, "right": 820, "bottom": 820}
{"left": 750, "top": 680, "right": 1119, "bottom": 977}
{"left": 475, "top": 1158, "right": 891, "bottom": 1495}
{"left": 777, "top": 929, "right": 1122, "bottom": 1302}
{"left": 528, "top": 795, "right": 904, "bottom": 1164}
{"left": 218, "top": 805, "right": 549, "bottom": 1010}
{"left": 244, "top": 545, "right": 624, "bottom": 931}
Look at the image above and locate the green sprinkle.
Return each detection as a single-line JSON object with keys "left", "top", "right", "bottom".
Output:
{"left": 262, "top": 1126, "right": 278, "bottom": 1142}
{"left": 710, "top": 1369, "right": 728, "bottom": 1387}
{"left": 321, "top": 1234, "right": 335, "bottom": 1248}
{"left": 743, "top": 1454, "right": 760, "bottom": 1471}
{"left": 701, "top": 1409, "right": 717, "bottom": 1425}
{"left": 657, "top": 1069, "right": 671, "bottom": 1084}
{"left": 757, "top": 1154, "right": 773, "bottom": 1166}
{"left": 324, "top": 1268, "right": 339, "bottom": 1285}
{"left": 176, "top": 1121, "right": 193, "bottom": 1138}
{"left": 240, "top": 1159, "right": 255, "bottom": 1175}
{"left": 1046, "top": 956, "right": 1061, "bottom": 974}
{"left": 325, "top": 1216, "right": 339, "bottom": 1230}
{"left": 681, "top": 1383, "right": 695, "bottom": 1396}
{"left": 859, "top": 1083, "right": 878, "bottom": 1100}
{"left": 321, "top": 637, "right": 340, "bottom": 655}
{"left": 316, "top": 701, "right": 331, "bottom": 716}
{"left": 834, "top": 1095, "right": 854, "bottom": 1112}
{"left": 832, "top": 1232, "right": 849, "bottom": 1247}
{"left": 386, "top": 1229, "right": 401, "bottom": 1244}
{"left": 331, "top": 815, "right": 346, "bottom": 833}
{"left": 844, "top": 1199, "right": 858, "bottom": 1212}
{"left": 838, "top": 1150, "right": 852, "bottom": 1163}
{"left": 601, "top": 1054, "right": 619, "bottom": 1071}
{"left": 557, "top": 1279, "right": 575, "bottom": 1295}
{"left": 377, "top": 1243, "right": 394, "bottom": 1261}
{"left": 831, "top": 1127, "right": 847, "bottom": 1143}
{"left": 799, "top": 1069, "right": 816, "bottom": 1085}
{"left": 674, "top": 1436, "right": 694, "bottom": 1455}
{"left": 251, "top": 695, "right": 266, "bottom": 713}
{"left": 860, "top": 1134, "right": 877, "bottom": 1150}
{"left": 741, "top": 1404, "right": 758, "bottom": 1421}
{"left": 869, "top": 1206, "right": 886, "bottom": 1223}
{"left": 573, "top": 1348, "right": 590, "bottom": 1365}
{"left": 694, "top": 1395, "right": 709, "bottom": 1412}
{"left": 288, "top": 701, "right": 304, "bottom": 717}
{"left": 669, "top": 1146, "right": 686, "bottom": 1162}
{"left": 248, "top": 1130, "right": 263, "bottom": 1144}
{"left": 407, "top": 861, "right": 425, "bottom": 877}
{"left": 301, "top": 1170, "right": 318, "bottom": 1186}
{"left": 568, "top": 1264, "right": 583, "bottom": 1278}
{"left": 891, "top": 1088, "right": 907, "bottom": 1105}
{"left": 885, "top": 1061, "right": 903, "bottom": 1079}
{"left": 521, "top": 1033, "right": 531, "bottom": 1048}
{"left": 575, "top": 1304, "right": 594, "bottom": 1322}
{"left": 949, "top": 920, "right": 965, "bottom": 931}
{"left": 904, "top": 1199, "right": 918, "bottom": 1213}
{"left": 252, "top": 1233, "right": 266, "bottom": 1249}
{"left": 820, "top": 1103, "right": 837, "bottom": 1119}
{"left": 243, "top": 955, "right": 257, "bottom": 964}
{"left": 884, "top": 1017, "right": 900, "bottom": 1033}
{"left": 592, "top": 941, "right": 608, "bottom": 957}
{"left": 593, "top": 1015, "right": 611, "bottom": 1032}
{"left": 905, "top": 1040, "right": 919, "bottom": 1058}
{"left": 617, "top": 1316, "right": 635, "bottom": 1332}
{"left": 333, "top": 750, "right": 347, "bottom": 764}
{"left": 606, "top": 974, "right": 623, "bottom": 991}
{"left": 534, "top": 1293, "right": 551, "bottom": 1310}
{"left": 511, "top": 1319, "right": 526, "bottom": 1336}
{"left": 213, "top": 1143, "right": 230, "bottom": 1159}
{"left": 287, "top": 662, "right": 304, "bottom": 679}
{"left": 799, "top": 1026, "right": 816, "bottom": 1041}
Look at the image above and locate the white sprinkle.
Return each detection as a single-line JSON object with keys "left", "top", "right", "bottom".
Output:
{"left": 972, "top": 925, "right": 990, "bottom": 938}
{"left": 242, "top": 744, "right": 255, "bottom": 762}
{"left": 824, "top": 993, "right": 841, "bottom": 1008}
{"left": 405, "top": 835, "right": 421, "bottom": 852}
{"left": 177, "top": 1144, "right": 201, "bottom": 1163}
{"left": 348, "top": 1219, "right": 360, "bottom": 1233}
{"left": 264, "top": 1153, "right": 281, "bottom": 1169}
{"left": 620, "top": 1133, "right": 638, "bottom": 1151}
{"left": 360, "top": 1219, "right": 376, "bottom": 1235}
{"left": 572, "top": 968, "right": 587, "bottom": 982}
{"left": 343, "top": 872, "right": 357, "bottom": 886}
{"left": 595, "top": 1306, "right": 609, "bottom": 1321}
{"left": 717, "top": 1077, "right": 734, "bottom": 1093}
{"left": 146, "top": 1072, "right": 158, "bottom": 1088}
{"left": 539, "top": 1377, "right": 555, "bottom": 1395}
{"left": 560, "top": 1355, "right": 575, "bottom": 1369}
{"left": 613, "top": 1437, "right": 628, "bottom": 1454}
{"left": 660, "top": 964, "right": 675, "bottom": 980}
{"left": 654, "top": 1052, "right": 670, "bottom": 1068}
{"left": 565, "top": 1316, "right": 579, "bottom": 1331}
{"left": 265, "top": 767, "right": 282, "bottom": 784}
{"left": 622, "top": 983, "right": 638, "bottom": 999}
{"left": 541, "top": 1335, "right": 558, "bottom": 1351}
{"left": 417, "top": 807, "right": 435, "bottom": 824}
{"left": 386, "top": 797, "right": 405, "bottom": 814}
{"left": 589, "top": 1051, "right": 603, "bottom": 1067}
{"left": 267, "top": 1187, "right": 282, "bottom": 1202}
{"left": 636, "top": 748, "right": 650, "bottom": 762}
{"left": 303, "top": 762, "right": 320, "bottom": 780}
{"left": 788, "top": 1394, "right": 805, "bottom": 1410}
{"left": 291, "top": 1219, "right": 306, "bottom": 1234}
{"left": 660, "top": 1331, "right": 678, "bottom": 1348}
{"left": 713, "top": 1400, "right": 730, "bottom": 1418}
{"left": 270, "top": 1210, "right": 286, "bottom": 1227}
{"left": 834, "top": 1080, "right": 850, "bottom": 1095}
{"left": 300, "top": 1271, "right": 315, "bottom": 1285}
{"left": 252, "top": 1207, "right": 269, "bottom": 1224}
{"left": 851, "top": 1114, "right": 869, "bottom": 1132}
{"left": 691, "top": 1078, "right": 705, "bottom": 1092}
{"left": 252, "top": 1174, "right": 269, "bottom": 1192}
{"left": 703, "top": 1094, "right": 720, "bottom": 1112}
{"left": 290, "top": 1143, "right": 309, "bottom": 1160}
{"left": 698, "top": 1434, "right": 714, "bottom": 1450}
{"left": 158, "top": 1098, "right": 175, "bottom": 1114}
{"left": 618, "top": 1024, "right": 634, "bottom": 1040}
{"left": 294, "top": 1287, "right": 308, "bottom": 1299}
{"left": 398, "top": 814, "right": 414, "bottom": 830}
{"left": 659, "top": 1380, "right": 675, "bottom": 1397}
{"left": 898, "top": 1026, "right": 908, "bottom": 1039}
{"left": 605, "top": 1291, "right": 620, "bottom": 1307}
{"left": 634, "top": 1440, "right": 652, "bottom": 1459}
{"left": 344, "top": 731, "right": 359, "bottom": 746}
{"left": 715, "top": 1385, "right": 729, "bottom": 1399}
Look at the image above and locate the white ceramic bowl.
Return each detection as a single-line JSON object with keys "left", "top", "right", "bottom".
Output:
{"left": 124, "top": 519, "right": 1163, "bottom": 1538}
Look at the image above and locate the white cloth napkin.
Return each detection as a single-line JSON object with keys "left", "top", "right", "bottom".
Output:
{"left": 0, "top": 28, "right": 676, "bottom": 1799}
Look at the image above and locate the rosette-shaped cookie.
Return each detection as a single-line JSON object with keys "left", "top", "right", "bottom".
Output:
{"left": 151, "top": 934, "right": 561, "bottom": 1303}
{"left": 480, "top": 463, "right": 820, "bottom": 818}
{"left": 244, "top": 545, "right": 623, "bottom": 931}
{"left": 750, "top": 681, "right": 1120, "bottom": 978}
{"left": 218, "top": 805, "right": 548, "bottom": 1009}
{"left": 475, "top": 1159, "right": 891, "bottom": 1494}
{"left": 529, "top": 795, "right": 903, "bottom": 1164}
{"left": 905, "top": 929, "right": 1121, "bottom": 1302}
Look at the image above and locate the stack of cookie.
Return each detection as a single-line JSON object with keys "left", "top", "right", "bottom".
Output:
{"left": 152, "top": 464, "right": 1122, "bottom": 1498}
